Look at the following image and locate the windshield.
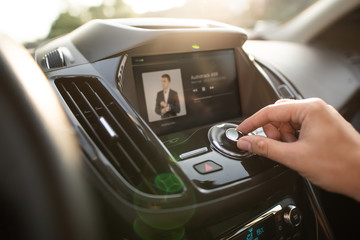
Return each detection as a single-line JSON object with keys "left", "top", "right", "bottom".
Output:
{"left": 1, "top": 0, "right": 318, "bottom": 46}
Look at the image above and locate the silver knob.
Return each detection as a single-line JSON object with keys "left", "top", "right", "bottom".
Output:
{"left": 225, "top": 128, "right": 244, "bottom": 142}
{"left": 283, "top": 205, "right": 301, "bottom": 227}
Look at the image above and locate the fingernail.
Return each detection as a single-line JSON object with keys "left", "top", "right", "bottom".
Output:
{"left": 237, "top": 138, "right": 251, "bottom": 151}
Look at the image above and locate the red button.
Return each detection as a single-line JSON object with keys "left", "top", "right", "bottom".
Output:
{"left": 193, "top": 160, "right": 222, "bottom": 174}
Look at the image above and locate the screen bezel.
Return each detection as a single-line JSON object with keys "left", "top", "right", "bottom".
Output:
{"left": 132, "top": 49, "right": 241, "bottom": 136}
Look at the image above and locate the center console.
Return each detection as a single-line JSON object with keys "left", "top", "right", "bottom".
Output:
{"left": 36, "top": 19, "right": 329, "bottom": 239}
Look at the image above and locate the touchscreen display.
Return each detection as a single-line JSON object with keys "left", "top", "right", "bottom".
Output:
{"left": 132, "top": 49, "right": 241, "bottom": 135}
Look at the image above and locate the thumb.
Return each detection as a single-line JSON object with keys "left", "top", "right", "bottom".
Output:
{"left": 237, "top": 135, "right": 293, "bottom": 164}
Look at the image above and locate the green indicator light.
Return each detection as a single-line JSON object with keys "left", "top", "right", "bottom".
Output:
{"left": 192, "top": 44, "right": 200, "bottom": 50}
{"left": 135, "top": 58, "right": 144, "bottom": 63}
{"left": 154, "top": 173, "right": 184, "bottom": 193}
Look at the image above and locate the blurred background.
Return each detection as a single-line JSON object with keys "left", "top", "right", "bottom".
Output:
{"left": 0, "top": 0, "right": 317, "bottom": 47}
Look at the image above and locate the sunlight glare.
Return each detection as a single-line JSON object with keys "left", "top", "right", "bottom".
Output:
{"left": 70, "top": 0, "right": 103, "bottom": 6}
{"left": 0, "top": 0, "right": 103, "bottom": 43}
{"left": 123, "top": 0, "right": 187, "bottom": 14}
{"left": 0, "top": 0, "right": 65, "bottom": 43}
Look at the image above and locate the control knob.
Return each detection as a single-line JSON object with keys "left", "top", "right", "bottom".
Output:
{"left": 208, "top": 123, "right": 252, "bottom": 159}
{"left": 283, "top": 205, "right": 301, "bottom": 227}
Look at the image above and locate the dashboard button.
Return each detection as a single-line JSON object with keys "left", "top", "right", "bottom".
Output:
{"left": 179, "top": 147, "right": 208, "bottom": 160}
{"left": 193, "top": 160, "right": 222, "bottom": 174}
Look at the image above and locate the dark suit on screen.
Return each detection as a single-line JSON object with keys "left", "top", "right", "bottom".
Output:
{"left": 155, "top": 89, "right": 180, "bottom": 119}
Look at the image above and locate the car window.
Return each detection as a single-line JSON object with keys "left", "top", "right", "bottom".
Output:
{"left": 1, "top": 0, "right": 318, "bottom": 46}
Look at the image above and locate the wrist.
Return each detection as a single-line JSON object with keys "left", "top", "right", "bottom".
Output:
{"left": 344, "top": 147, "right": 360, "bottom": 202}
{"left": 352, "top": 149, "right": 360, "bottom": 201}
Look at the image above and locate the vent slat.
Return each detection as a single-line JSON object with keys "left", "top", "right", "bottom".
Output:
{"left": 80, "top": 82, "right": 152, "bottom": 185}
{"left": 85, "top": 81, "right": 158, "bottom": 175}
{"left": 58, "top": 81, "right": 140, "bottom": 185}
{"left": 55, "top": 77, "right": 175, "bottom": 194}
{"left": 79, "top": 81, "right": 156, "bottom": 180}
{"left": 58, "top": 82, "right": 140, "bottom": 187}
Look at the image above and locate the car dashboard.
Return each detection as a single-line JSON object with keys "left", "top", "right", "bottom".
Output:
{"left": 25, "top": 18, "right": 359, "bottom": 240}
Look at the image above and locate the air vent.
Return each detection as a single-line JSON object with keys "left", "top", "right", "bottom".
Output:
{"left": 42, "top": 48, "right": 66, "bottom": 69}
{"left": 55, "top": 77, "right": 183, "bottom": 195}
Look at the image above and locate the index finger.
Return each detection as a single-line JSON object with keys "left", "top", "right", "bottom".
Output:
{"left": 237, "top": 100, "right": 306, "bottom": 134}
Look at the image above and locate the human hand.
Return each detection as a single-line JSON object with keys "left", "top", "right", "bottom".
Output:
{"left": 161, "top": 106, "right": 169, "bottom": 114}
{"left": 237, "top": 98, "right": 360, "bottom": 201}
{"left": 160, "top": 101, "right": 167, "bottom": 108}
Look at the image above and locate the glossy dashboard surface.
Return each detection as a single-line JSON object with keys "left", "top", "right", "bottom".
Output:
{"left": 32, "top": 18, "right": 344, "bottom": 240}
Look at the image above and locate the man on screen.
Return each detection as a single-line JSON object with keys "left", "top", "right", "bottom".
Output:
{"left": 155, "top": 74, "right": 180, "bottom": 119}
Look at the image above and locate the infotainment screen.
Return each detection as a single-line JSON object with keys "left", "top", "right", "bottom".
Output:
{"left": 132, "top": 49, "right": 241, "bottom": 135}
